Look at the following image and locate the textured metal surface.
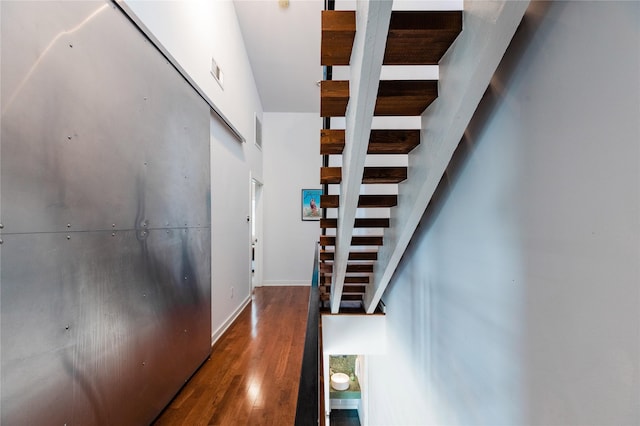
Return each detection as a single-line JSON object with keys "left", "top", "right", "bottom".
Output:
{"left": 1, "top": 1, "right": 211, "bottom": 424}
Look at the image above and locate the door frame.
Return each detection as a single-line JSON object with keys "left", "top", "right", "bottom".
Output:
{"left": 250, "top": 175, "right": 264, "bottom": 291}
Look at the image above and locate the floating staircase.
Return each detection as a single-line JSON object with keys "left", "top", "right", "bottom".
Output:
{"left": 319, "top": 1, "right": 530, "bottom": 313}
{"left": 319, "top": 7, "right": 462, "bottom": 312}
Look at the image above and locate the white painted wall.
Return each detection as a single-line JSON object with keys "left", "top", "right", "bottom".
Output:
{"left": 121, "top": 0, "right": 264, "bottom": 344}
{"left": 262, "top": 112, "right": 322, "bottom": 286}
{"left": 367, "top": 1, "right": 640, "bottom": 425}
{"left": 210, "top": 115, "right": 253, "bottom": 343}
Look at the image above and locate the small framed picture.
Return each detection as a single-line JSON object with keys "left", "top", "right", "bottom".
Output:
{"left": 301, "top": 189, "right": 322, "bottom": 221}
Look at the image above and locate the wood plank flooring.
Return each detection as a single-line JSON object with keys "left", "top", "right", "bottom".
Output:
{"left": 153, "top": 286, "right": 310, "bottom": 426}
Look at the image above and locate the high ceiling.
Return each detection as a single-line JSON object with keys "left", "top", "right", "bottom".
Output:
{"left": 233, "top": 0, "right": 461, "bottom": 113}
{"left": 233, "top": 0, "right": 324, "bottom": 113}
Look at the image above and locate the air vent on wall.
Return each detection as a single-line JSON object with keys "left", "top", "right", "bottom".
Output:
{"left": 255, "top": 114, "right": 262, "bottom": 149}
{"left": 211, "top": 57, "right": 223, "bottom": 89}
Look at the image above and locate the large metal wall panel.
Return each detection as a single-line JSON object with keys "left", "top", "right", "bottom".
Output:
{"left": 1, "top": 1, "right": 212, "bottom": 424}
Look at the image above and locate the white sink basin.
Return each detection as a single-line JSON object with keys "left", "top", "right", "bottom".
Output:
{"left": 330, "top": 372, "right": 350, "bottom": 391}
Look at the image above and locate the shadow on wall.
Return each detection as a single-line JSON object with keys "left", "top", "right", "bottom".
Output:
{"left": 377, "top": 1, "right": 640, "bottom": 425}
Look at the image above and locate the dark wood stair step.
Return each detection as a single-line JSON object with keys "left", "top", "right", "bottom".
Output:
{"left": 321, "top": 167, "right": 407, "bottom": 184}
{"left": 363, "top": 166, "right": 407, "bottom": 183}
{"left": 351, "top": 235, "right": 383, "bottom": 246}
{"left": 320, "top": 129, "right": 346, "bottom": 155}
{"left": 321, "top": 11, "right": 356, "bottom": 66}
{"left": 320, "top": 263, "right": 375, "bottom": 274}
{"left": 320, "top": 218, "right": 390, "bottom": 229}
{"left": 320, "top": 195, "right": 339, "bottom": 208}
{"left": 321, "top": 293, "right": 363, "bottom": 302}
{"left": 359, "top": 195, "right": 398, "bottom": 208}
{"left": 320, "top": 251, "right": 378, "bottom": 261}
{"left": 369, "top": 129, "right": 421, "bottom": 154}
{"left": 320, "top": 276, "right": 369, "bottom": 288}
{"left": 320, "top": 235, "right": 383, "bottom": 246}
{"left": 321, "top": 80, "right": 437, "bottom": 117}
{"left": 321, "top": 129, "right": 420, "bottom": 155}
{"left": 321, "top": 285, "right": 366, "bottom": 294}
{"left": 320, "top": 80, "right": 349, "bottom": 117}
{"left": 321, "top": 194, "right": 398, "bottom": 208}
{"left": 320, "top": 167, "right": 342, "bottom": 184}
{"left": 375, "top": 80, "right": 438, "bottom": 116}
{"left": 320, "top": 11, "right": 462, "bottom": 66}
{"left": 384, "top": 11, "right": 463, "bottom": 65}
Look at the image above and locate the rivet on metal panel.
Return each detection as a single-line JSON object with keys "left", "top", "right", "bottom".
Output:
{"left": 142, "top": 361, "right": 146, "bottom": 366}
{"left": 166, "top": 230, "right": 170, "bottom": 234}
{"left": 69, "top": 43, "right": 73, "bottom": 48}
{"left": 111, "top": 233, "right": 115, "bottom": 237}
{"left": 165, "top": 222, "right": 169, "bottom": 226}
{"left": 184, "top": 329, "right": 188, "bottom": 333}
{"left": 65, "top": 325, "right": 70, "bottom": 330}
{"left": 142, "top": 231, "right": 147, "bottom": 236}
{"left": 67, "top": 136, "right": 72, "bottom": 140}
{"left": 112, "top": 223, "right": 116, "bottom": 228}
{"left": 0, "top": 239, "right": 3, "bottom": 245}
{"left": 67, "top": 223, "right": 71, "bottom": 228}
{"left": 184, "top": 276, "right": 188, "bottom": 280}
{"left": 143, "top": 293, "right": 146, "bottom": 297}
{"left": 66, "top": 235, "right": 71, "bottom": 240}
{"left": 144, "top": 162, "right": 147, "bottom": 166}
{"left": 0, "top": 223, "right": 4, "bottom": 229}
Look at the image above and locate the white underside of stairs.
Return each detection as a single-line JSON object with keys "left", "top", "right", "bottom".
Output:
{"left": 329, "top": 0, "right": 530, "bottom": 313}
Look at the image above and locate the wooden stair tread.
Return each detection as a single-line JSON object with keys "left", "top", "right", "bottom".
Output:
{"left": 321, "top": 293, "right": 363, "bottom": 302}
{"left": 359, "top": 194, "right": 398, "bottom": 208}
{"left": 320, "top": 276, "right": 369, "bottom": 285}
{"left": 320, "top": 129, "right": 420, "bottom": 155}
{"left": 375, "top": 80, "right": 438, "bottom": 116}
{"left": 319, "top": 276, "right": 370, "bottom": 285}
{"left": 320, "top": 251, "right": 378, "bottom": 261}
{"left": 321, "top": 11, "right": 462, "bottom": 66}
{"left": 369, "top": 129, "right": 421, "bottom": 154}
{"left": 320, "top": 80, "right": 349, "bottom": 117}
{"left": 384, "top": 11, "right": 463, "bottom": 65}
{"left": 321, "top": 80, "right": 438, "bottom": 117}
{"left": 320, "top": 129, "right": 347, "bottom": 155}
{"left": 320, "top": 235, "right": 384, "bottom": 246}
{"left": 320, "top": 167, "right": 341, "bottom": 184}
{"left": 320, "top": 195, "right": 339, "bottom": 208}
{"left": 321, "top": 263, "right": 375, "bottom": 273}
{"left": 321, "top": 194, "right": 398, "bottom": 208}
{"left": 320, "top": 218, "right": 390, "bottom": 228}
{"left": 321, "top": 166, "right": 407, "bottom": 184}
{"left": 321, "top": 11, "right": 356, "bottom": 66}
{"left": 363, "top": 166, "right": 407, "bottom": 183}
{"left": 321, "top": 285, "right": 366, "bottom": 293}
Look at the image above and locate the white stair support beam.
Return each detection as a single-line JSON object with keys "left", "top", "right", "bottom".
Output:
{"left": 364, "top": 0, "right": 531, "bottom": 313}
{"left": 330, "top": 0, "right": 393, "bottom": 313}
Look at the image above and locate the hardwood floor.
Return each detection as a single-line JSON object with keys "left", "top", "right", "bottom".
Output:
{"left": 153, "top": 286, "right": 311, "bottom": 426}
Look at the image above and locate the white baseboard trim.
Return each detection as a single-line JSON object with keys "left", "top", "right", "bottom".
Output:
{"left": 211, "top": 295, "right": 251, "bottom": 347}
{"left": 261, "top": 280, "right": 311, "bottom": 287}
